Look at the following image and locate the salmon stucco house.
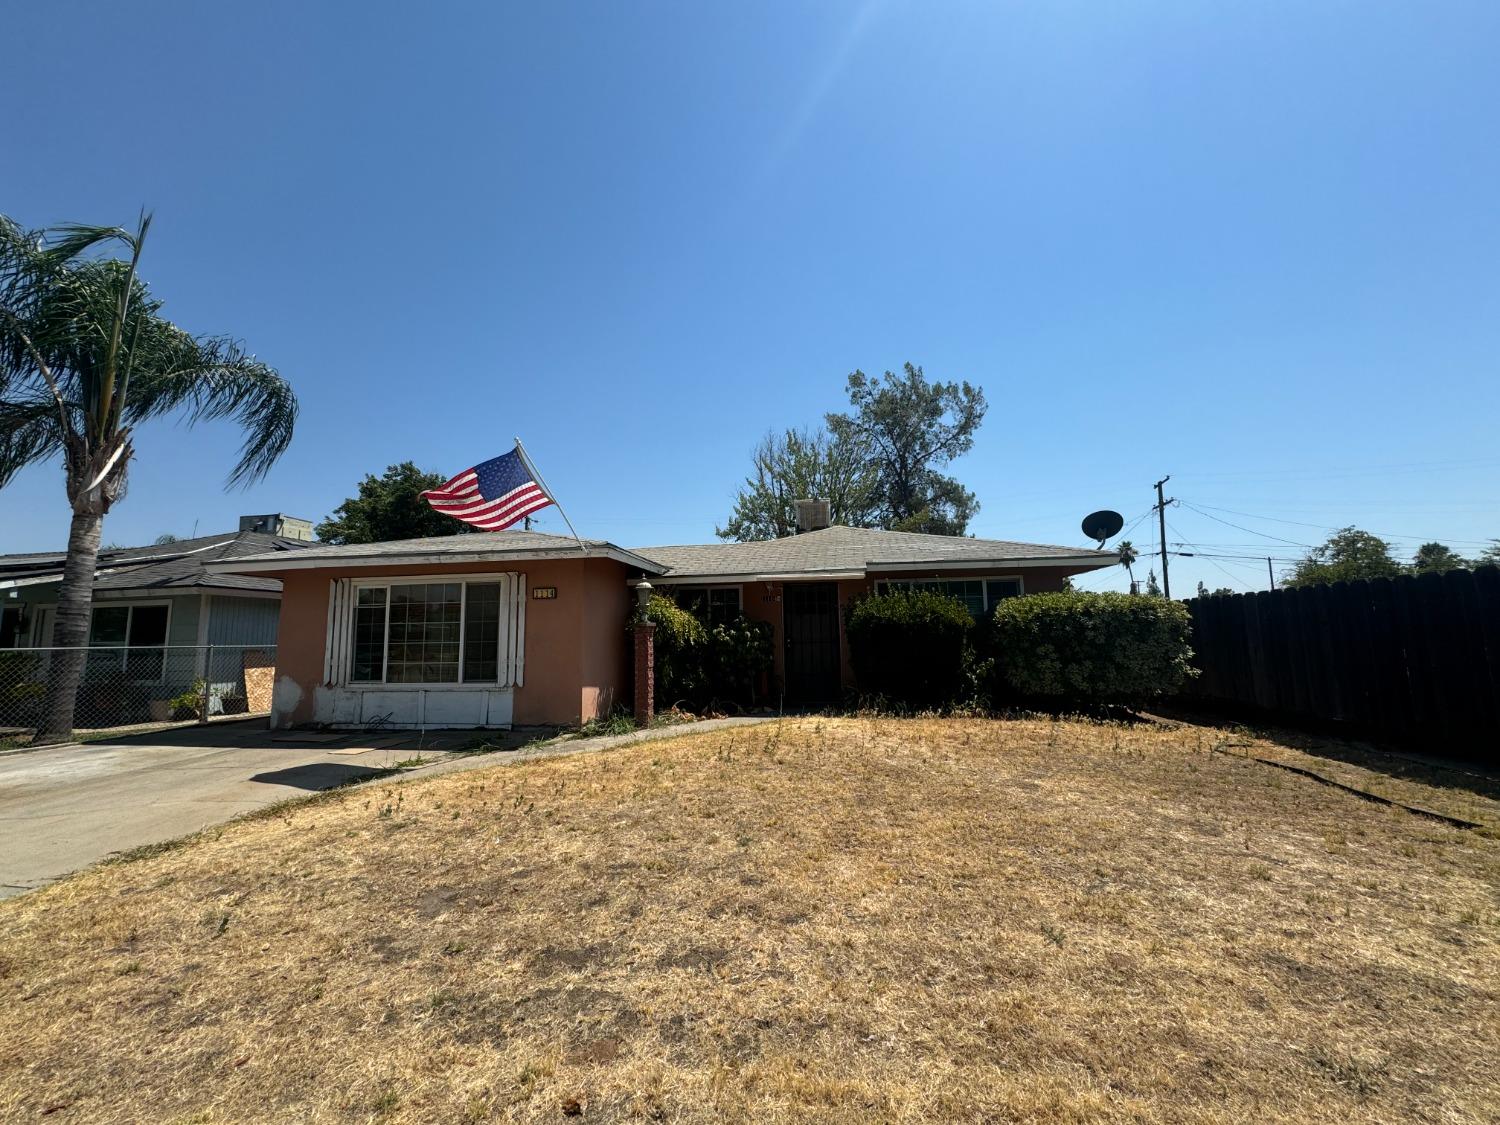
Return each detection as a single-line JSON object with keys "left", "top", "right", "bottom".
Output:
{"left": 210, "top": 504, "right": 1116, "bottom": 730}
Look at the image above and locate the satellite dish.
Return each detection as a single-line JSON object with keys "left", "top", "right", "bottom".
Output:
{"left": 1081, "top": 509, "right": 1125, "bottom": 547}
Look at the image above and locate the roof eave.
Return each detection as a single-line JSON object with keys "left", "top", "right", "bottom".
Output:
{"left": 865, "top": 555, "right": 1117, "bottom": 573}
{"left": 205, "top": 544, "right": 670, "bottom": 576}
{"left": 651, "top": 569, "right": 867, "bottom": 584}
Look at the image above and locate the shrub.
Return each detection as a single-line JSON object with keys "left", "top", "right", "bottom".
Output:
{"left": 631, "top": 594, "right": 707, "bottom": 705}
{"left": 845, "top": 589, "right": 973, "bottom": 708}
{"left": 168, "top": 680, "right": 207, "bottom": 721}
{"left": 991, "top": 591, "right": 1195, "bottom": 706}
{"left": 707, "top": 616, "right": 774, "bottom": 707}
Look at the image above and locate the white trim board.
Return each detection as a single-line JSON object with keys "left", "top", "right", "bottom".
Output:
{"left": 208, "top": 545, "right": 666, "bottom": 576}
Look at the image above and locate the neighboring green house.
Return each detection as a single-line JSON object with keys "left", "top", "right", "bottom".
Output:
{"left": 0, "top": 520, "right": 312, "bottom": 726}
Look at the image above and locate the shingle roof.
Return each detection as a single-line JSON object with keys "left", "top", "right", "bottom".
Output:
{"left": 206, "top": 530, "right": 671, "bottom": 574}
{"left": 635, "top": 526, "right": 1117, "bottom": 580}
{"left": 0, "top": 531, "right": 310, "bottom": 593}
{"left": 207, "top": 525, "right": 1116, "bottom": 581}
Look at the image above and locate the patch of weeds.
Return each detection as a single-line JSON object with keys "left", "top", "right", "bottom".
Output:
{"left": 106, "top": 835, "right": 197, "bottom": 866}
{"left": 1247, "top": 863, "right": 1274, "bottom": 882}
{"left": 1310, "top": 1049, "right": 1389, "bottom": 1096}
{"left": 388, "top": 756, "right": 428, "bottom": 769}
{"left": 443, "top": 941, "right": 469, "bottom": 956}
{"left": 371, "top": 1084, "right": 402, "bottom": 1116}
{"left": 1040, "top": 922, "right": 1066, "bottom": 948}
{"left": 516, "top": 1060, "right": 553, "bottom": 1090}
{"left": 115, "top": 960, "right": 142, "bottom": 976}
{"left": 573, "top": 712, "right": 638, "bottom": 739}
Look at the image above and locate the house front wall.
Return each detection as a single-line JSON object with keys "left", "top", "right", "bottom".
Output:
{"left": 270, "top": 556, "right": 632, "bottom": 730}
{"left": 671, "top": 564, "right": 1094, "bottom": 701}
{"left": 4, "top": 584, "right": 203, "bottom": 649}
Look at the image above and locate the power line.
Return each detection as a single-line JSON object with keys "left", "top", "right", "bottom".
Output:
{"left": 1186, "top": 501, "right": 1497, "bottom": 547}
{"left": 1167, "top": 520, "right": 1256, "bottom": 592}
{"left": 1177, "top": 501, "right": 1314, "bottom": 548}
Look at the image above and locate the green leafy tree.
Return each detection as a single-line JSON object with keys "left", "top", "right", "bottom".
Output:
{"left": 1411, "top": 541, "right": 1471, "bottom": 574}
{"left": 0, "top": 213, "right": 296, "bottom": 743}
{"left": 1144, "top": 569, "right": 1162, "bottom": 597}
{"left": 1196, "top": 581, "right": 1235, "bottom": 597}
{"left": 315, "top": 461, "right": 477, "bottom": 544}
{"left": 1285, "top": 527, "right": 1403, "bottom": 588}
{"left": 717, "top": 427, "right": 878, "bottom": 541}
{"left": 825, "top": 363, "right": 987, "bottom": 536}
{"left": 1480, "top": 541, "right": 1500, "bottom": 566}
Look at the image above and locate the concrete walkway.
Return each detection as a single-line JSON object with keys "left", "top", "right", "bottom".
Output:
{"left": 0, "top": 716, "right": 775, "bottom": 899}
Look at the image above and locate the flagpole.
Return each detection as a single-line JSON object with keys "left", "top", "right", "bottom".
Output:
{"left": 514, "top": 437, "right": 587, "bottom": 551}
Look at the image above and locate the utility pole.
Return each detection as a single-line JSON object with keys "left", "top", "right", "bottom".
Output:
{"left": 1154, "top": 475, "right": 1173, "bottom": 599}
{"left": 1267, "top": 556, "right": 1276, "bottom": 590}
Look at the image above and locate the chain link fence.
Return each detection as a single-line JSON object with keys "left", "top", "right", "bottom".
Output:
{"left": 0, "top": 645, "right": 276, "bottom": 742}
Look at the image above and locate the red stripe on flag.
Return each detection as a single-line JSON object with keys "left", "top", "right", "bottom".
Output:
{"left": 467, "top": 487, "right": 551, "bottom": 529}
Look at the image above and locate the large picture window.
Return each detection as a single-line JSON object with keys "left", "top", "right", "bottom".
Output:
{"left": 875, "top": 577, "right": 1023, "bottom": 618}
{"left": 351, "top": 581, "right": 505, "bottom": 685}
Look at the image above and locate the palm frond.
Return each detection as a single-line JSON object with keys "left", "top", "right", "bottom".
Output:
{"left": 0, "top": 394, "right": 70, "bottom": 487}
{"left": 39, "top": 222, "right": 138, "bottom": 269}
{"left": 1, "top": 210, "right": 296, "bottom": 492}
{"left": 125, "top": 333, "right": 298, "bottom": 487}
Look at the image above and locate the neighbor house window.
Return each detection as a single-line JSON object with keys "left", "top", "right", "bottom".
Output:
{"left": 876, "top": 577, "right": 1022, "bottom": 618}
{"left": 87, "top": 603, "right": 170, "bottom": 681}
{"left": 673, "top": 586, "right": 743, "bottom": 628}
{"left": 351, "top": 581, "right": 504, "bottom": 685}
{"left": 0, "top": 606, "right": 21, "bottom": 649}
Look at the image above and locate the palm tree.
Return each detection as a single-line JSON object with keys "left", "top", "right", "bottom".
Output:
{"left": 1117, "top": 539, "right": 1139, "bottom": 593}
{"left": 0, "top": 213, "right": 297, "bottom": 742}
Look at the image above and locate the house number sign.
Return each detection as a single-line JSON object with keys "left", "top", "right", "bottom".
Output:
{"left": 532, "top": 587, "right": 558, "bottom": 600}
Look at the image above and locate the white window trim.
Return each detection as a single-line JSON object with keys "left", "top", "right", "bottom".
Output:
{"left": 85, "top": 599, "right": 175, "bottom": 685}
{"left": 875, "top": 575, "right": 1025, "bottom": 614}
{"left": 337, "top": 572, "right": 526, "bottom": 691}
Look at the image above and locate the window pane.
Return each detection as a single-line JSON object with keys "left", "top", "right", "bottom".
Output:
{"left": 352, "top": 587, "right": 388, "bottom": 683}
{"left": 386, "top": 583, "right": 461, "bottom": 683}
{"left": 708, "top": 588, "right": 742, "bottom": 627}
{"left": 127, "top": 605, "right": 169, "bottom": 646}
{"left": 943, "top": 581, "right": 986, "bottom": 617}
{"left": 462, "top": 583, "right": 501, "bottom": 683}
{"left": 987, "top": 579, "right": 1022, "bottom": 608}
{"left": 676, "top": 589, "right": 708, "bottom": 622}
{"left": 90, "top": 606, "right": 130, "bottom": 645}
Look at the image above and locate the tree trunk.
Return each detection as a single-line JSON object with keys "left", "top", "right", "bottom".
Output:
{"left": 32, "top": 434, "right": 130, "bottom": 745}
{"left": 33, "top": 509, "right": 104, "bottom": 744}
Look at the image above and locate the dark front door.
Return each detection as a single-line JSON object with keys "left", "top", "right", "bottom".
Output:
{"left": 783, "top": 582, "right": 841, "bottom": 703}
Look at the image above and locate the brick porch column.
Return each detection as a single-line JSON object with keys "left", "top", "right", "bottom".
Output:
{"left": 633, "top": 622, "right": 656, "bottom": 727}
{"left": 631, "top": 578, "right": 655, "bottom": 727}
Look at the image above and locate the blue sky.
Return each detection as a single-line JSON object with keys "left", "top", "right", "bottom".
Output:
{"left": 3, "top": 1, "right": 1497, "bottom": 594}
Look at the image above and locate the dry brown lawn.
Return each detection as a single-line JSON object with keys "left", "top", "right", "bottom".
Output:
{"left": 1, "top": 717, "right": 1497, "bottom": 1124}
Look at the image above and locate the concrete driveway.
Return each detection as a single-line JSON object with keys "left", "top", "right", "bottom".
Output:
{"left": 0, "top": 720, "right": 496, "bottom": 899}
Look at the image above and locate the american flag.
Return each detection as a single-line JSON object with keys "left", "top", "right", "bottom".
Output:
{"left": 420, "top": 447, "right": 554, "bottom": 530}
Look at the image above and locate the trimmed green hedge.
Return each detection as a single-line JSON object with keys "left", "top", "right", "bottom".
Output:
{"left": 845, "top": 589, "right": 973, "bottom": 708}
{"left": 991, "top": 591, "right": 1194, "bottom": 705}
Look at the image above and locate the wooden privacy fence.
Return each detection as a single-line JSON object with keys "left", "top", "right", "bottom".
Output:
{"left": 1182, "top": 566, "right": 1500, "bottom": 757}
